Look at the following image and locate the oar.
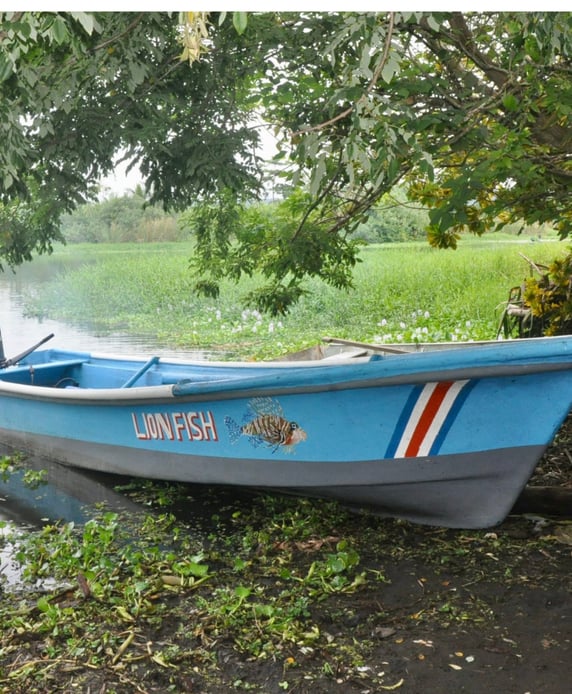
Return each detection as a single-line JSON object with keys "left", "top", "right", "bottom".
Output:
{"left": 0, "top": 333, "right": 55, "bottom": 369}
{"left": 322, "top": 336, "right": 410, "bottom": 355}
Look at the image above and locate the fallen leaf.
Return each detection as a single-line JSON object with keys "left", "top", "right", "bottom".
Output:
{"left": 114, "top": 605, "right": 135, "bottom": 622}
{"left": 152, "top": 652, "right": 175, "bottom": 668}
{"left": 77, "top": 572, "right": 91, "bottom": 599}
{"left": 111, "top": 630, "right": 135, "bottom": 666}
{"left": 553, "top": 525, "right": 572, "bottom": 545}
{"left": 162, "top": 574, "right": 183, "bottom": 586}
{"left": 380, "top": 678, "right": 405, "bottom": 690}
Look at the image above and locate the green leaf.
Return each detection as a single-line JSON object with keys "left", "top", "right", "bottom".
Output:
{"left": 359, "top": 43, "right": 373, "bottom": 79}
{"left": 51, "top": 17, "right": 69, "bottom": 45}
{"left": 190, "top": 561, "right": 209, "bottom": 577}
{"left": 381, "top": 56, "right": 399, "bottom": 84}
{"left": 524, "top": 35, "right": 541, "bottom": 62}
{"left": 327, "top": 557, "right": 346, "bottom": 573}
{"left": 128, "top": 61, "right": 147, "bottom": 87}
{"left": 70, "top": 12, "right": 97, "bottom": 36}
{"left": 309, "top": 156, "right": 326, "bottom": 196}
{"left": 234, "top": 586, "right": 252, "bottom": 600}
{"left": 426, "top": 15, "right": 441, "bottom": 32}
{"left": 36, "top": 596, "right": 52, "bottom": 613}
{"left": 502, "top": 94, "right": 519, "bottom": 111}
{"left": 233, "top": 12, "right": 248, "bottom": 36}
{"left": 0, "top": 56, "right": 13, "bottom": 83}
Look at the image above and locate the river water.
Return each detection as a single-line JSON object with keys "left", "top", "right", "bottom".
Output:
{"left": 0, "top": 260, "right": 230, "bottom": 586}
{"left": 0, "top": 260, "right": 213, "bottom": 360}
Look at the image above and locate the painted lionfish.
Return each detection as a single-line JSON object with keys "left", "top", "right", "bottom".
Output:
{"left": 224, "top": 397, "right": 307, "bottom": 453}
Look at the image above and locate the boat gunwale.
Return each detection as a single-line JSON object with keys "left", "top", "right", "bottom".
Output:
{"left": 31, "top": 334, "right": 572, "bottom": 368}
{"left": 1, "top": 354, "right": 572, "bottom": 404}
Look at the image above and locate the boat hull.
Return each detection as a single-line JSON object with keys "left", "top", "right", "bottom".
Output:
{"left": 0, "top": 426, "right": 545, "bottom": 528}
{"left": 1, "top": 336, "right": 572, "bottom": 528}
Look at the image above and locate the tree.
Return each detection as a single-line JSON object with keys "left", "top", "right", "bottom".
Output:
{"left": 0, "top": 11, "right": 262, "bottom": 267}
{"left": 1, "top": 12, "right": 571, "bottom": 313}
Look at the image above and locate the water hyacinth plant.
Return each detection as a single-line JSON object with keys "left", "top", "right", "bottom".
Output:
{"left": 374, "top": 310, "right": 487, "bottom": 344}
{"left": 21, "top": 238, "right": 566, "bottom": 358}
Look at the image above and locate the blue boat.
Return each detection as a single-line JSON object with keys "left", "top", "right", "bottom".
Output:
{"left": 1, "top": 332, "right": 571, "bottom": 528}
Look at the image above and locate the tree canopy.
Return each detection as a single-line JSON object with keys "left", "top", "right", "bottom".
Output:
{"left": 1, "top": 11, "right": 571, "bottom": 313}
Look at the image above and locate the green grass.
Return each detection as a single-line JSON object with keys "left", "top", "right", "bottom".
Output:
{"left": 24, "top": 238, "right": 568, "bottom": 359}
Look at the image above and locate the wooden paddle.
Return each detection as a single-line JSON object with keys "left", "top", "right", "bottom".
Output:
{"left": 322, "top": 336, "right": 410, "bottom": 355}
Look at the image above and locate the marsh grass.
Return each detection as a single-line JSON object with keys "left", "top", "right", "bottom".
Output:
{"left": 25, "top": 239, "right": 567, "bottom": 358}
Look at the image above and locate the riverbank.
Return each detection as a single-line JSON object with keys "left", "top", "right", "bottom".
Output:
{"left": 1, "top": 412, "right": 570, "bottom": 693}
{"left": 21, "top": 239, "right": 567, "bottom": 360}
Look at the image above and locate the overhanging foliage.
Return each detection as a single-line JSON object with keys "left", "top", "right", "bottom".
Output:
{"left": 0, "top": 11, "right": 571, "bottom": 313}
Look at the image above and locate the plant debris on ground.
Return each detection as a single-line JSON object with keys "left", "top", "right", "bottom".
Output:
{"left": 1, "top": 415, "right": 571, "bottom": 694}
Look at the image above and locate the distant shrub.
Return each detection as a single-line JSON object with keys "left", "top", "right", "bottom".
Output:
{"left": 351, "top": 189, "right": 430, "bottom": 243}
{"left": 60, "top": 191, "right": 182, "bottom": 243}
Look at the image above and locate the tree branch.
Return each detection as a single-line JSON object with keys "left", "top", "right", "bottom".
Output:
{"left": 292, "top": 12, "right": 396, "bottom": 137}
{"left": 290, "top": 153, "right": 345, "bottom": 242}
{"left": 91, "top": 13, "right": 146, "bottom": 53}
{"left": 447, "top": 13, "right": 510, "bottom": 88}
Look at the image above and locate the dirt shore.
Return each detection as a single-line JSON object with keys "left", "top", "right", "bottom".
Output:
{"left": 1, "top": 416, "right": 571, "bottom": 694}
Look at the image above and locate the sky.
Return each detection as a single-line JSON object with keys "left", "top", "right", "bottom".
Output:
{"left": 100, "top": 159, "right": 143, "bottom": 197}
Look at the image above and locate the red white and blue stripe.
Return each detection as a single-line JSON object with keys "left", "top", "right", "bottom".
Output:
{"left": 386, "top": 380, "right": 475, "bottom": 458}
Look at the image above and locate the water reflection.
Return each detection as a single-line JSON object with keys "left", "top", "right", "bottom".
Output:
{"left": 0, "top": 254, "right": 231, "bottom": 583}
{"left": 0, "top": 448, "right": 254, "bottom": 587}
{"left": 0, "top": 449, "right": 145, "bottom": 587}
{"left": 0, "top": 258, "right": 217, "bottom": 360}
{"left": 0, "top": 452, "right": 141, "bottom": 527}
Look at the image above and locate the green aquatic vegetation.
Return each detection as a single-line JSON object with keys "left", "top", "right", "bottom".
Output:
{"left": 0, "top": 453, "right": 26, "bottom": 482}
{"left": 0, "top": 455, "right": 12, "bottom": 482}
{"left": 1, "top": 492, "right": 378, "bottom": 683}
{"left": 1, "top": 481, "right": 570, "bottom": 692}
{"left": 21, "top": 469, "right": 48, "bottom": 489}
{"left": 22, "top": 239, "right": 567, "bottom": 358}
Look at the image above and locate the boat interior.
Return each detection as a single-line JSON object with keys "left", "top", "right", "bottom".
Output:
{"left": 0, "top": 356, "right": 182, "bottom": 389}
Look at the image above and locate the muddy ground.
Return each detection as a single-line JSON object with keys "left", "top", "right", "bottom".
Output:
{"left": 1, "top": 416, "right": 571, "bottom": 694}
